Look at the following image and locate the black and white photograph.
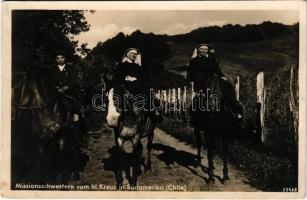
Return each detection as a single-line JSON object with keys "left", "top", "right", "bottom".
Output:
{"left": 1, "top": 1, "right": 306, "bottom": 199}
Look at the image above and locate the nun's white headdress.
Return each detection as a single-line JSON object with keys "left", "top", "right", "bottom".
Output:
{"left": 190, "top": 43, "right": 215, "bottom": 59}
{"left": 122, "top": 48, "right": 142, "bottom": 67}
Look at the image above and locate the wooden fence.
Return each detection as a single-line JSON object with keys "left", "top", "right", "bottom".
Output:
{"left": 152, "top": 66, "right": 299, "bottom": 146}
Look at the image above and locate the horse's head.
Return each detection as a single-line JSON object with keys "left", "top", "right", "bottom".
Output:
{"left": 107, "top": 84, "right": 150, "bottom": 153}
{"left": 106, "top": 84, "right": 147, "bottom": 152}
{"left": 106, "top": 88, "right": 121, "bottom": 127}
{"left": 12, "top": 77, "right": 47, "bottom": 109}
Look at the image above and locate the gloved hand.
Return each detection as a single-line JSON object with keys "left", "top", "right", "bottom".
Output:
{"left": 125, "top": 76, "right": 137, "bottom": 82}
{"left": 56, "top": 85, "right": 69, "bottom": 94}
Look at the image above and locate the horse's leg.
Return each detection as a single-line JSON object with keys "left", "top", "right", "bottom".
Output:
{"left": 205, "top": 132, "right": 215, "bottom": 184}
{"left": 115, "top": 152, "right": 124, "bottom": 189}
{"left": 59, "top": 127, "right": 74, "bottom": 184}
{"left": 114, "top": 127, "right": 120, "bottom": 147}
{"left": 146, "top": 130, "right": 154, "bottom": 170}
{"left": 222, "top": 136, "right": 230, "bottom": 182}
{"left": 39, "top": 150, "right": 50, "bottom": 184}
{"left": 131, "top": 141, "right": 142, "bottom": 187}
{"left": 115, "top": 169, "right": 124, "bottom": 189}
{"left": 70, "top": 122, "right": 82, "bottom": 181}
{"left": 194, "top": 127, "right": 202, "bottom": 165}
{"left": 131, "top": 153, "right": 140, "bottom": 187}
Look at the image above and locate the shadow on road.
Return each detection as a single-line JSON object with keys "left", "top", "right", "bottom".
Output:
{"left": 152, "top": 143, "right": 225, "bottom": 184}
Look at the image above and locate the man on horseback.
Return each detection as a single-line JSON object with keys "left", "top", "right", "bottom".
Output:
{"left": 187, "top": 43, "right": 242, "bottom": 125}
{"left": 44, "top": 50, "right": 81, "bottom": 123}
{"left": 39, "top": 50, "right": 87, "bottom": 181}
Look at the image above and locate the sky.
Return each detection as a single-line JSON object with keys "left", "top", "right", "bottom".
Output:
{"left": 74, "top": 10, "right": 299, "bottom": 49}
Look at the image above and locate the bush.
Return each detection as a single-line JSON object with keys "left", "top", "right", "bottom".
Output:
{"left": 228, "top": 143, "right": 298, "bottom": 191}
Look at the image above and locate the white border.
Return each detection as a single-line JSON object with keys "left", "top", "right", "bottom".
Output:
{"left": 1, "top": 1, "right": 306, "bottom": 199}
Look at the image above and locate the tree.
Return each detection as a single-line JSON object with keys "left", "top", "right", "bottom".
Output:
{"left": 12, "top": 10, "right": 90, "bottom": 72}
{"left": 90, "top": 30, "right": 171, "bottom": 65}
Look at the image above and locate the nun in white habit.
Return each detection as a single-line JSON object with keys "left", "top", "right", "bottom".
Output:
{"left": 186, "top": 43, "right": 242, "bottom": 118}
{"left": 113, "top": 48, "right": 163, "bottom": 121}
{"left": 187, "top": 43, "right": 227, "bottom": 91}
{"left": 113, "top": 48, "right": 145, "bottom": 94}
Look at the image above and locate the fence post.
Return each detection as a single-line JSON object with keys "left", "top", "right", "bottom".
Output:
{"left": 183, "top": 86, "right": 187, "bottom": 121}
{"left": 289, "top": 66, "right": 298, "bottom": 145}
{"left": 191, "top": 81, "right": 195, "bottom": 98}
{"left": 172, "top": 88, "right": 177, "bottom": 118}
{"left": 235, "top": 76, "right": 240, "bottom": 101}
{"left": 167, "top": 89, "right": 172, "bottom": 116}
{"left": 163, "top": 90, "right": 167, "bottom": 115}
{"left": 157, "top": 90, "right": 161, "bottom": 99}
{"left": 178, "top": 87, "right": 181, "bottom": 118}
{"left": 256, "top": 71, "right": 266, "bottom": 144}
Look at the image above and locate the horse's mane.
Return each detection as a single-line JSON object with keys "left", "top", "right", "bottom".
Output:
{"left": 12, "top": 78, "right": 48, "bottom": 109}
{"left": 207, "top": 74, "right": 223, "bottom": 98}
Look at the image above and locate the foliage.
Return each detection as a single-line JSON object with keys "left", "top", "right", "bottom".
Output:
{"left": 90, "top": 30, "right": 171, "bottom": 65}
{"left": 86, "top": 22, "right": 298, "bottom": 91}
{"left": 143, "top": 62, "right": 186, "bottom": 89}
{"left": 228, "top": 143, "right": 297, "bottom": 191}
{"left": 158, "top": 118, "right": 196, "bottom": 145}
{"left": 12, "top": 10, "right": 90, "bottom": 72}
{"left": 157, "top": 117, "right": 298, "bottom": 191}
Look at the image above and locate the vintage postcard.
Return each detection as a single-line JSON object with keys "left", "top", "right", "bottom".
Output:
{"left": 1, "top": 1, "right": 306, "bottom": 199}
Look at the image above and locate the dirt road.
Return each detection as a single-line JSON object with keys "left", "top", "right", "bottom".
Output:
{"left": 76, "top": 124, "right": 260, "bottom": 192}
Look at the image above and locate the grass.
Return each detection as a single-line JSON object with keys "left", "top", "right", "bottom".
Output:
{"left": 157, "top": 117, "right": 298, "bottom": 191}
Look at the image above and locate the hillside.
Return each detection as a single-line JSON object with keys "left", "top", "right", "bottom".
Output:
{"left": 87, "top": 22, "right": 298, "bottom": 88}
{"left": 165, "top": 34, "right": 298, "bottom": 79}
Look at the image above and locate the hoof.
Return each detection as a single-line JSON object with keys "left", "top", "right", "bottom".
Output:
{"left": 207, "top": 178, "right": 215, "bottom": 185}
{"left": 222, "top": 175, "right": 230, "bottom": 183}
{"left": 146, "top": 165, "right": 152, "bottom": 172}
{"left": 129, "top": 182, "right": 137, "bottom": 189}
{"left": 116, "top": 183, "right": 123, "bottom": 190}
{"left": 71, "top": 172, "right": 80, "bottom": 181}
{"left": 222, "top": 178, "right": 230, "bottom": 184}
{"left": 136, "top": 167, "right": 142, "bottom": 176}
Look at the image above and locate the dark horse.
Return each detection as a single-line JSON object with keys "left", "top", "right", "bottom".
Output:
{"left": 106, "top": 84, "right": 156, "bottom": 188}
{"left": 191, "top": 74, "right": 242, "bottom": 184}
{"left": 12, "top": 73, "right": 85, "bottom": 184}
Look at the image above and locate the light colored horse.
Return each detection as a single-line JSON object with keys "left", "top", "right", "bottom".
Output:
{"left": 106, "top": 86, "right": 156, "bottom": 188}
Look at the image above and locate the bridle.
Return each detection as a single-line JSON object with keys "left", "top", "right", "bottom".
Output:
{"left": 111, "top": 85, "right": 150, "bottom": 138}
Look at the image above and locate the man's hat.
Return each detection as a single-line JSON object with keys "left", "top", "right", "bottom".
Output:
{"left": 54, "top": 50, "right": 66, "bottom": 57}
